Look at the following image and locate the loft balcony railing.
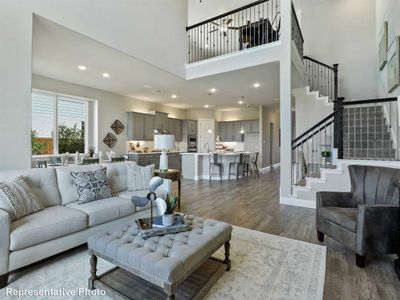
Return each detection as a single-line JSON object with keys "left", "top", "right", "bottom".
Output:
{"left": 186, "top": 0, "right": 281, "bottom": 63}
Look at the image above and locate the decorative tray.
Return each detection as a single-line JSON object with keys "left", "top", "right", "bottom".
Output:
{"left": 136, "top": 214, "right": 190, "bottom": 238}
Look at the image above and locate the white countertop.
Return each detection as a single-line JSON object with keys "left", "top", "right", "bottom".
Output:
{"left": 180, "top": 152, "right": 251, "bottom": 156}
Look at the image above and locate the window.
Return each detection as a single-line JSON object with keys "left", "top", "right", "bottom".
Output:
{"left": 32, "top": 91, "right": 89, "bottom": 156}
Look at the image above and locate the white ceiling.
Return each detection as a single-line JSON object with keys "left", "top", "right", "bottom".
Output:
{"left": 32, "top": 16, "right": 279, "bottom": 110}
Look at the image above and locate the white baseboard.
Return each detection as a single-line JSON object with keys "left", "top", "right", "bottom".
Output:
{"left": 280, "top": 196, "right": 316, "bottom": 209}
{"left": 260, "top": 162, "right": 280, "bottom": 173}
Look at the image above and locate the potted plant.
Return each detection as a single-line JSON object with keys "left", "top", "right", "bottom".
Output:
{"left": 88, "top": 146, "right": 95, "bottom": 158}
{"left": 162, "top": 193, "right": 178, "bottom": 226}
{"left": 321, "top": 150, "right": 331, "bottom": 166}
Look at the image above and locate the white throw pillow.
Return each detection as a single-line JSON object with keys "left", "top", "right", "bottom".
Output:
{"left": 127, "top": 163, "right": 155, "bottom": 191}
{"left": 0, "top": 176, "right": 44, "bottom": 221}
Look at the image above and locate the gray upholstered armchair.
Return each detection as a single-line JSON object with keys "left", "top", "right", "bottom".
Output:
{"left": 316, "top": 165, "right": 400, "bottom": 268}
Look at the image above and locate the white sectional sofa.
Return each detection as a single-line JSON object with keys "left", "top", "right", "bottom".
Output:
{"left": 0, "top": 162, "right": 171, "bottom": 288}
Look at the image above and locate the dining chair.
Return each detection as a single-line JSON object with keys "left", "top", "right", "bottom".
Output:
{"left": 82, "top": 158, "right": 100, "bottom": 165}
{"left": 36, "top": 160, "right": 47, "bottom": 168}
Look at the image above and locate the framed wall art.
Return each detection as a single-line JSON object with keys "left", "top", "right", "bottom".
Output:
{"left": 387, "top": 36, "right": 400, "bottom": 93}
{"left": 379, "top": 21, "right": 388, "bottom": 71}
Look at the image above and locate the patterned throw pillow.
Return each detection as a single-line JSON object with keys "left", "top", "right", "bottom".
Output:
{"left": 70, "top": 167, "right": 112, "bottom": 204}
{"left": 0, "top": 176, "right": 44, "bottom": 221}
{"left": 127, "top": 163, "right": 155, "bottom": 191}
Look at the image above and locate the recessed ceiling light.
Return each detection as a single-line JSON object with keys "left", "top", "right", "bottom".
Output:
{"left": 210, "top": 88, "right": 216, "bottom": 93}
{"left": 204, "top": 104, "right": 209, "bottom": 108}
{"left": 78, "top": 65, "right": 87, "bottom": 71}
{"left": 144, "top": 84, "right": 152, "bottom": 89}
{"left": 102, "top": 72, "right": 110, "bottom": 78}
{"left": 171, "top": 94, "right": 177, "bottom": 99}
{"left": 253, "top": 82, "right": 260, "bottom": 88}
{"left": 238, "top": 100, "right": 244, "bottom": 105}
{"left": 205, "top": 44, "right": 209, "bottom": 48}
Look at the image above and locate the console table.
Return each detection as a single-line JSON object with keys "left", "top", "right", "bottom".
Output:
{"left": 154, "top": 169, "right": 181, "bottom": 210}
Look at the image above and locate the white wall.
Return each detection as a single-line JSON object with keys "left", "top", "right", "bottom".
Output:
{"left": 0, "top": 0, "right": 188, "bottom": 170}
{"left": 32, "top": 75, "right": 187, "bottom": 155}
{"left": 220, "top": 107, "right": 259, "bottom": 121}
{"left": 294, "top": 0, "right": 377, "bottom": 101}
{"left": 0, "top": 3, "right": 33, "bottom": 170}
{"left": 376, "top": 0, "right": 400, "bottom": 98}
{"left": 261, "top": 105, "right": 281, "bottom": 168}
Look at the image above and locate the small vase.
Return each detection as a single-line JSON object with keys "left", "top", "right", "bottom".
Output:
{"left": 162, "top": 214, "right": 175, "bottom": 226}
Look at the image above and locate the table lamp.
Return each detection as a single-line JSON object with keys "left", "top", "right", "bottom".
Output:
{"left": 154, "top": 134, "right": 175, "bottom": 171}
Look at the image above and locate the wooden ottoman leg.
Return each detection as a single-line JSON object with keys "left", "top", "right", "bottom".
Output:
{"left": 224, "top": 240, "right": 231, "bottom": 271}
{"left": 164, "top": 284, "right": 175, "bottom": 300}
{"left": 88, "top": 255, "right": 98, "bottom": 290}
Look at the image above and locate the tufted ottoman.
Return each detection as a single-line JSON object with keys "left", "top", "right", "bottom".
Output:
{"left": 87, "top": 216, "right": 232, "bottom": 299}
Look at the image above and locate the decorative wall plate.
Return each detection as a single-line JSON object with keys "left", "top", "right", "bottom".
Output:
{"left": 111, "top": 119, "right": 124, "bottom": 135}
{"left": 103, "top": 132, "right": 117, "bottom": 148}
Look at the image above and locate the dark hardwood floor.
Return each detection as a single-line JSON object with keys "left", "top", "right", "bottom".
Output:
{"left": 178, "top": 168, "right": 400, "bottom": 300}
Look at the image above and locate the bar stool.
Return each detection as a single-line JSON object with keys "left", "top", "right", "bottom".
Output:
{"left": 209, "top": 153, "right": 223, "bottom": 182}
{"left": 229, "top": 153, "right": 246, "bottom": 181}
{"left": 248, "top": 152, "right": 259, "bottom": 177}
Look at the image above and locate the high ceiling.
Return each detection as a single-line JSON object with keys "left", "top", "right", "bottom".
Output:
{"left": 33, "top": 16, "right": 279, "bottom": 110}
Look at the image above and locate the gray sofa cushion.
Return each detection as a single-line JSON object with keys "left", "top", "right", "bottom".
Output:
{"left": 88, "top": 217, "right": 232, "bottom": 284}
{"left": 55, "top": 165, "right": 103, "bottom": 205}
{"left": 67, "top": 197, "right": 136, "bottom": 227}
{"left": 101, "top": 162, "right": 130, "bottom": 194}
{"left": 0, "top": 168, "right": 61, "bottom": 207}
{"left": 10, "top": 206, "right": 87, "bottom": 251}
{"left": 318, "top": 207, "right": 357, "bottom": 232}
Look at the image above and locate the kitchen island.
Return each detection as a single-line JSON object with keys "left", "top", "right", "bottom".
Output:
{"left": 181, "top": 152, "right": 249, "bottom": 180}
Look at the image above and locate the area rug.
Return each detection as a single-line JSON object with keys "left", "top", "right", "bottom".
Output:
{"left": 2, "top": 226, "right": 326, "bottom": 300}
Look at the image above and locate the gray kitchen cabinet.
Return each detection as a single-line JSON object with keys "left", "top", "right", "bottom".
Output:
{"left": 187, "top": 120, "right": 197, "bottom": 136}
{"left": 144, "top": 115, "right": 155, "bottom": 140}
{"left": 127, "top": 112, "right": 145, "bottom": 140}
{"left": 174, "top": 119, "right": 182, "bottom": 141}
{"left": 218, "top": 122, "right": 227, "bottom": 141}
{"left": 155, "top": 113, "right": 168, "bottom": 131}
{"left": 167, "top": 118, "right": 175, "bottom": 135}
{"left": 243, "top": 120, "right": 252, "bottom": 133}
{"left": 251, "top": 120, "right": 259, "bottom": 133}
{"left": 226, "top": 122, "right": 234, "bottom": 141}
{"left": 233, "top": 121, "right": 243, "bottom": 141}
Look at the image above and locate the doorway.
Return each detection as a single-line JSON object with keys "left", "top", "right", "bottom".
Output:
{"left": 269, "top": 122, "right": 274, "bottom": 168}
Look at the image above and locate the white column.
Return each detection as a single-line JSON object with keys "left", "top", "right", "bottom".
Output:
{"left": 0, "top": 3, "right": 33, "bottom": 170}
{"left": 279, "top": 0, "right": 293, "bottom": 199}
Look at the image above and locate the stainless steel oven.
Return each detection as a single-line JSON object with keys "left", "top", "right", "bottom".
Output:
{"left": 187, "top": 135, "right": 197, "bottom": 152}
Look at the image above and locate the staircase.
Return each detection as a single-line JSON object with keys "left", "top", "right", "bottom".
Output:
{"left": 290, "top": 56, "right": 400, "bottom": 207}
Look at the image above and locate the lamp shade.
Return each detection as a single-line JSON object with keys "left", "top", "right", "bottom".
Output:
{"left": 154, "top": 134, "right": 175, "bottom": 150}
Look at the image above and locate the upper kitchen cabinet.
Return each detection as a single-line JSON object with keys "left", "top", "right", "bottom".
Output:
{"left": 154, "top": 112, "right": 168, "bottom": 131}
{"left": 187, "top": 120, "right": 198, "bottom": 136}
{"left": 174, "top": 119, "right": 182, "bottom": 141}
{"left": 243, "top": 120, "right": 259, "bottom": 133}
{"left": 233, "top": 121, "right": 243, "bottom": 141}
{"left": 127, "top": 112, "right": 146, "bottom": 140}
{"left": 144, "top": 114, "right": 155, "bottom": 140}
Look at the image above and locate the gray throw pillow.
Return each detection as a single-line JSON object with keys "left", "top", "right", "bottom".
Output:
{"left": 70, "top": 167, "right": 112, "bottom": 204}
{"left": 0, "top": 176, "right": 44, "bottom": 221}
{"left": 127, "top": 163, "right": 155, "bottom": 191}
